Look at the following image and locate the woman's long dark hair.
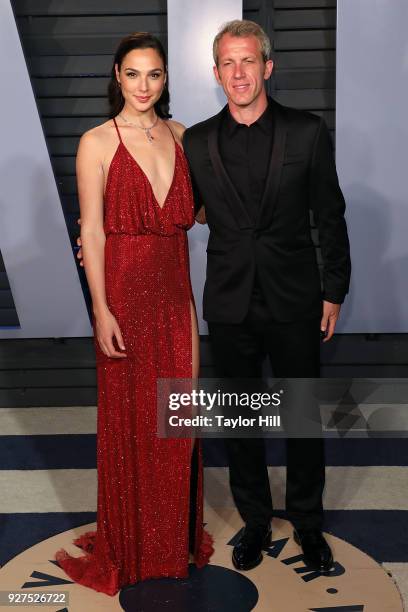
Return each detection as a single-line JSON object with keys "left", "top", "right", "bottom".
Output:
{"left": 108, "top": 32, "right": 171, "bottom": 119}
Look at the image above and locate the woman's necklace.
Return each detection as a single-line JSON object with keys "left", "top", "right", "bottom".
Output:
{"left": 118, "top": 112, "right": 159, "bottom": 144}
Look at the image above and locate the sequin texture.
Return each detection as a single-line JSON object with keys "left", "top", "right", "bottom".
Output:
{"left": 54, "top": 121, "right": 214, "bottom": 596}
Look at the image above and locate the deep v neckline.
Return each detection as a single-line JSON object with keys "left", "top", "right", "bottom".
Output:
{"left": 112, "top": 118, "right": 178, "bottom": 211}
{"left": 120, "top": 140, "right": 178, "bottom": 211}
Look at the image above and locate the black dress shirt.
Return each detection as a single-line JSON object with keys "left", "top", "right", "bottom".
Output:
{"left": 218, "top": 100, "right": 275, "bottom": 321}
{"left": 218, "top": 99, "right": 274, "bottom": 222}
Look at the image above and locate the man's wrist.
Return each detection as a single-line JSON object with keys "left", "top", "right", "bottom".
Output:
{"left": 323, "top": 294, "right": 344, "bottom": 305}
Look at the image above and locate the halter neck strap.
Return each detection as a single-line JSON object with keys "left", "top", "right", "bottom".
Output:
{"left": 112, "top": 117, "right": 122, "bottom": 143}
{"left": 163, "top": 120, "right": 177, "bottom": 144}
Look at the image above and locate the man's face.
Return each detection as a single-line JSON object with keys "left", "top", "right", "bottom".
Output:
{"left": 213, "top": 34, "right": 273, "bottom": 108}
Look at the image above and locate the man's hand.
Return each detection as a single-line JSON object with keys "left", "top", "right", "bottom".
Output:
{"left": 320, "top": 300, "right": 341, "bottom": 342}
{"left": 76, "top": 218, "right": 84, "bottom": 266}
{"left": 195, "top": 206, "right": 206, "bottom": 225}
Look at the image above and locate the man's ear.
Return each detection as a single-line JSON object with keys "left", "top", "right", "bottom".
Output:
{"left": 213, "top": 64, "right": 222, "bottom": 85}
{"left": 264, "top": 59, "right": 274, "bottom": 80}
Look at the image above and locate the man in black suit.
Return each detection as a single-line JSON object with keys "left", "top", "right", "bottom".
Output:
{"left": 182, "top": 20, "right": 351, "bottom": 572}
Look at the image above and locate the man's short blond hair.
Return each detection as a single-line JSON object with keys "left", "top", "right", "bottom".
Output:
{"left": 213, "top": 19, "right": 271, "bottom": 66}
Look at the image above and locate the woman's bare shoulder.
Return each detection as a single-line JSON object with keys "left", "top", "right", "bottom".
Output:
{"left": 78, "top": 119, "right": 118, "bottom": 157}
{"left": 80, "top": 119, "right": 117, "bottom": 147}
{"left": 166, "top": 119, "right": 186, "bottom": 142}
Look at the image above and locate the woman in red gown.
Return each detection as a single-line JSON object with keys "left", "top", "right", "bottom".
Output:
{"left": 55, "top": 32, "right": 213, "bottom": 596}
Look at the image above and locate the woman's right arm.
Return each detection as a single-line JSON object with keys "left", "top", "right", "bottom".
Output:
{"left": 77, "top": 132, "right": 126, "bottom": 358}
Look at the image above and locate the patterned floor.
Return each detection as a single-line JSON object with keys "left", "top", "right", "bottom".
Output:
{"left": 0, "top": 406, "right": 406, "bottom": 610}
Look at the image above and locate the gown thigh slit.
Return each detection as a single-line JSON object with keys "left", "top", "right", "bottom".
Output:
{"left": 54, "top": 120, "right": 213, "bottom": 596}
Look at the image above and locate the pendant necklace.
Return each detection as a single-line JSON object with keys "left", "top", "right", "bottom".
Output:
{"left": 118, "top": 112, "right": 159, "bottom": 144}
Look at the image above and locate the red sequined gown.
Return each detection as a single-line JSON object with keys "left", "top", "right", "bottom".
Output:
{"left": 55, "top": 119, "right": 213, "bottom": 596}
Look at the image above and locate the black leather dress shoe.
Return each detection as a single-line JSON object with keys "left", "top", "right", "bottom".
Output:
{"left": 232, "top": 524, "right": 272, "bottom": 571}
{"left": 293, "top": 528, "right": 334, "bottom": 571}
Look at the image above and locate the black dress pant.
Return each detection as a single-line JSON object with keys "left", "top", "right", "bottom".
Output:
{"left": 208, "top": 291, "right": 325, "bottom": 530}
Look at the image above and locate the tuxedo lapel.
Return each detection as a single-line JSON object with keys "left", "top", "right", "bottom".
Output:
{"left": 207, "top": 110, "right": 254, "bottom": 230}
{"left": 256, "top": 100, "right": 288, "bottom": 229}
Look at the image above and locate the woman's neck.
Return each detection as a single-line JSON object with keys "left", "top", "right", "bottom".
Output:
{"left": 119, "top": 105, "right": 158, "bottom": 127}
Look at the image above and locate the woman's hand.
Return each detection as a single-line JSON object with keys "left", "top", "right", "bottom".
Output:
{"left": 94, "top": 308, "right": 127, "bottom": 358}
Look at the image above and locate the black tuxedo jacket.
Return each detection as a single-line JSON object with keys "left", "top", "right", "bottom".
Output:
{"left": 183, "top": 98, "right": 351, "bottom": 324}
